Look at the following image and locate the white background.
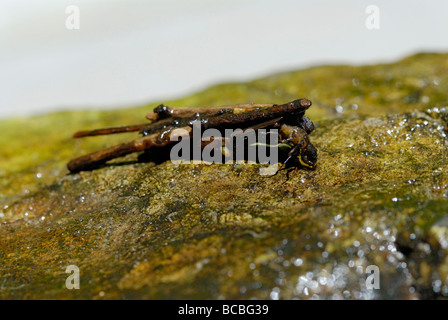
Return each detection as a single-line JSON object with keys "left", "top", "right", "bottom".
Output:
{"left": 1, "top": 0, "right": 447, "bottom": 118}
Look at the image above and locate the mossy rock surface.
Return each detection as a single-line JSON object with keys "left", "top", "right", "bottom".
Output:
{"left": 1, "top": 53, "right": 448, "bottom": 299}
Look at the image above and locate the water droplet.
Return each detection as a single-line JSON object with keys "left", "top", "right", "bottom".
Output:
{"left": 270, "top": 287, "right": 280, "bottom": 300}
{"left": 294, "top": 258, "right": 303, "bottom": 266}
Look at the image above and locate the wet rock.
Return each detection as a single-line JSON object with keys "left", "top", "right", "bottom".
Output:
{"left": 1, "top": 53, "right": 448, "bottom": 299}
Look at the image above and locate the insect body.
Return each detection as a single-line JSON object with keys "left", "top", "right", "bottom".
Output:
{"left": 67, "top": 99, "right": 317, "bottom": 173}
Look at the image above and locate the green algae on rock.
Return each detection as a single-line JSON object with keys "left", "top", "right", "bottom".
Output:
{"left": 1, "top": 53, "right": 448, "bottom": 299}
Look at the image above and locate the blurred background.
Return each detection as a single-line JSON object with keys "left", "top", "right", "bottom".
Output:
{"left": 1, "top": 0, "right": 447, "bottom": 119}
